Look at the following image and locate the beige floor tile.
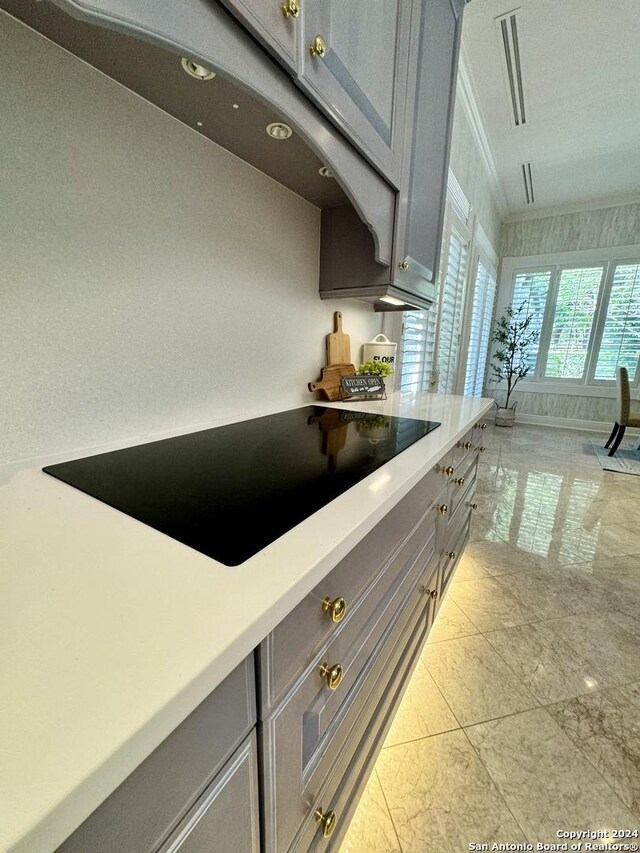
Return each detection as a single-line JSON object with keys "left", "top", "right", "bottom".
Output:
{"left": 562, "top": 554, "right": 640, "bottom": 590}
{"left": 423, "top": 634, "right": 538, "bottom": 726}
{"left": 426, "top": 597, "right": 479, "bottom": 644}
{"left": 545, "top": 612, "right": 640, "bottom": 686}
{"left": 448, "top": 576, "right": 535, "bottom": 631}
{"left": 465, "top": 708, "right": 637, "bottom": 841}
{"left": 457, "top": 539, "right": 544, "bottom": 578}
{"left": 383, "top": 659, "right": 458, "bottom": 747}
{"left": 484, "top": 622, "right": 608, "bottom": 704}
{"left": 547, "top": 690, "right": 640, "bottom": 817}
{"left": 617, "top": 681, "right": 640, "bottom": 709}
{"left": 376, "top": 730, "right": 525, "bottom": 853}
{"left": 338, "top": 770, "right": 400, "bottom": 853}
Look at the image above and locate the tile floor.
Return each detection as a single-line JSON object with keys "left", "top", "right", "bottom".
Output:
{"left": 339, "top": 423, "right": 640, "bottom": 852}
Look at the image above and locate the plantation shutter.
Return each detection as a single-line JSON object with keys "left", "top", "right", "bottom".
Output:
{"left": 437, "top": 227, "right": 469, "bottom": 394}
{"left": 464, "top": 259, "right": 497, "bottom": 396}
{"left": 399, "top": 309, "right": 437, "bottom": 393}
{"left": 511, "top": 269, "right": 553, "bottom": 373}
{"left": 594, "top": 262, "right": 640, "bottom": 380}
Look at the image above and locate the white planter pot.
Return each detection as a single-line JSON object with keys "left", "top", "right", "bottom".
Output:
{"left": 495, "top": 407, "right": 516, "bottom": 427}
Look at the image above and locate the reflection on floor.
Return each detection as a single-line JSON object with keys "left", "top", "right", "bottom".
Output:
{"left": 339, "top": 424, "right": 640, "bottom": 852}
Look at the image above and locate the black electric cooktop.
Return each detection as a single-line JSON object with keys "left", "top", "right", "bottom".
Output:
{"left": 44, "top": 406, "right": 440, "bottom": 566}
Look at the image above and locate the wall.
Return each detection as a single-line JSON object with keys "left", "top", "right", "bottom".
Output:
{"left": 501, "top": 202, "right": 640, "bottom": 257}
{"left": 0, "top": 13, "right": 381, "bottom": 465}
{"left": 448, "top": 96, "right": 502, "bottom": 251}
{"left": 496, "top": 203, "right": 640, "bottom": 427}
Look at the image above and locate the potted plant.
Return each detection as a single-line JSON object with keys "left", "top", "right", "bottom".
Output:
{"left": 489, "top": 302, "right": 539, "bottom": 427}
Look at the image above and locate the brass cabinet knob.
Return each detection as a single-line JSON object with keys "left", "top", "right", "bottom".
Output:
{"left": 321, "top": 596, "right": 347, "bottom": 623}
{"left": 281, "top": 0, "right": 300, "bottom": 17}
{"left": 464, "top": 441, "right": 473, "bottom": 450}
{"left": 315, "top": 808, "right": 337, "bottom": 838}
{"left": 454, "top": 477, "right": 465, "bottom": 487}
{"left": 444, "top": 465, "right": 454, "bottom": 477}
{"left": 480, "top": 423, "right": 487, "bottom": 430}
{"left": 399, "top": 259, "right": 409, "bottom": 270}
{"left": 479, "top": 445, "right": 486, "bottom": 453}
{"left": 319, "top": 661, "right": 343, "bottom": 690}
{"left": 469, "top": 501, "right": 479, "bottom": 510}
{"left": 430, "top": 588, "right": 438, "bottom": 599}
{"left": 309, "top": 35, "right": 327, "bottom": 57}
{"left": 447, "top": 551, "right": 456, "bottom": 561}
{"left": 436, "top": 503, "right": 448, "bottom": 516}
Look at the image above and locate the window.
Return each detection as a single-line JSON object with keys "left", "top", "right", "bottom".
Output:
{"left": 399, "top": 310, "right": 437, "bottom": 392}
{"left": 544, "top": 266, "right": 603, "bottom": 380}
{"left": 595, "top": 263, "right": 640, "bottom": 380}
{"left": 464, "top": 258, "right": 497, "bottom": 396}
{"left": 498, "top": 248, "right": 640, "bottom": 391}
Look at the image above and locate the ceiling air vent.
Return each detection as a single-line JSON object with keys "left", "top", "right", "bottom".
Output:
{"left": 497, "top": 11, "right": 526, "bottom": 126}
{"left": 520, "top": 161, "right": 535, "bottom": 204}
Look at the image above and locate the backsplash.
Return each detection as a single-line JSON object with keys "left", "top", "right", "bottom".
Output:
{"left": 0, "top": 13, "right": 381, "bottom": 465}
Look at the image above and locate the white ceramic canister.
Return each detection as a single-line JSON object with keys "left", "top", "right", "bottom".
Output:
{"left": 362, "top": 334, "right": 398, "bottom": 369}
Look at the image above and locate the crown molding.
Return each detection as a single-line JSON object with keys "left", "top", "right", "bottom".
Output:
{"left": 456, "top": 46, "right": 510, "bottom": 219}
{"left": 502, "top": 193, "right": 640, "bottom": 224}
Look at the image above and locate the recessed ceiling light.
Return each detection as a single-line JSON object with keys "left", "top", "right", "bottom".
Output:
{"left": 196, "top": 121, "right": 203, "bottom": 127}
{"left": 232, "top": 104, "right": 240, "bottom": 110}
{"left": 318, "top": 166, "right": 334, "bottom": 178}
{"left": 181, "top": 57, "right": 216, "bottom": 81}
{"left": 379, "top": 295, "right": 407, "bottom": 306}
{"left": 266, "top": 122, "right": 293, "bottom": 140}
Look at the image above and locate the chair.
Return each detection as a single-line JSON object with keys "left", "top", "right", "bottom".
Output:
{"left": 604, "top": 366, "right": 640, "bottom": 456}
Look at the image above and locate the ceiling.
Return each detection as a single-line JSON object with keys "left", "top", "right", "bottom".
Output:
{"left": 461, "top": 0, "right": 640, "bottom": 218}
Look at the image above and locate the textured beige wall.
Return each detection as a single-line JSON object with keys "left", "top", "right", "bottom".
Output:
{"left": 0, "top": 14, "right": 381, "bottom": 464}
{"left": 449, "top": 101, "right": 502, "bottom": 251}
{"left": 501, "top": 203, "right": 640, "bottom": 258}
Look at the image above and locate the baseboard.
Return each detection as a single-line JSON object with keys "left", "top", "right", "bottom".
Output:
{"left": 507, "top": 412, "right": 640, "bottom": 435}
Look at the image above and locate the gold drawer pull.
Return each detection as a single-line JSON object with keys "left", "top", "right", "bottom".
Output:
{"left": 444, "top": 465, "right": 454, "bottom": 477}
{"left": 436, "top": 503, "right": 448, "bottom": 516}
{"left": 315, "top": 807, "right": 337, "bottom": 838}
{"left": 321, "top": 596, "right": 347, "bottom": 623}
{"left": 454, "top": 477, "right": 465, "bottom": 487}
{"left": 478, "top": 445, "right": 486, "bottom": 453}
{"left": 319, "top": 662, "right": 343, "bottom": 690}
{"left": 480, "top": 423, "right": 487, "bottom": 430}
{"left": 447, "top": 551, "right": 456, "bottom": 561}
{"left": 464, "top": 441, "right": 473, "bottom": 450}
{"left": 431, "top": 588, "right": 438, "bottom": 599}
{"left": 281, "top": 0, "right": 300, "bottom": 17}
{"left": 469, "top": 501, "right": 479, "bottom": 510}
{"left": 399, "top": 259, "right": 409, "bottom": 270}
{"left": 309, "top": 35, "right": 327, "bottom": 57}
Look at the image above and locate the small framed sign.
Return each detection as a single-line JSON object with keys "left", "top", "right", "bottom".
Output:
{"left": 339, "top": 375, "right": 387, "bottom": 401}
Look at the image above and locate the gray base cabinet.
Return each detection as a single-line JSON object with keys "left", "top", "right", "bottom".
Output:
{"left": 55, "top": 421, "right": 488, "bottom": 853}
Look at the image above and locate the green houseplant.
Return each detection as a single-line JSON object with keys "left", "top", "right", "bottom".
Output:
{"left": 490, "top": 302, "right": 539, "bottom": 427}
{"left": 357, "top": 360, "right": 394, "bottom": 378}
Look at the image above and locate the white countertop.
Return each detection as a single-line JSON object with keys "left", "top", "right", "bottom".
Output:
{"left": 0, "top": 392, "right": 493, "bottom": 853}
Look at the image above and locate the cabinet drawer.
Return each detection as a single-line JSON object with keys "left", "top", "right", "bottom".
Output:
{"left": 440, "top": 507, "right": 472, "bottom": 597}
{"left": 262, "top": 550, "right": 438, "bottom": 853}
{"left": 158, "top": 731, "right": 259, "bottom": 853}
{"left": 291, "top": 590, "right": 432, "bottom": 852}
{"left": 57, "top": 658, "right": 256, "bottom": 853}
{"left": 258, "top": 465, "right": 446, "bottom": 711}
{"left": 448, "top": 454, "right": 478, "bottom": 523}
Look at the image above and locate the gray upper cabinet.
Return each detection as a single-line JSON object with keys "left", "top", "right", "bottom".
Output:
{"left": 393, "top": 0, "right": 463, "bottom": 299}
{"left": 299, "top": 0, "right": 412, "bottom": 187}
{"left": 217, "top": 0, "right": 299, "bottom": 72}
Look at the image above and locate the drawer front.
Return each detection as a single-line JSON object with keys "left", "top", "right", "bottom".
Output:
{"left": 259, "top": 464, "right": 447, "bottom": 710}
{"left": 262, "top": 552, "right": 438, "bottom": 853}
{"left": 440, "top": 507, "right": 472, "bottom": 597}
{"left": 57, "top": 657, "right": 256, "bottom": 853}
{"left": 448, "top": 454, "right": 478, "bottom": 523}
{"left": 292, "top": 591, "right": 432, "bottom": 852}
{"left": 158, "top": 732, "right": 260, "bottom": 853}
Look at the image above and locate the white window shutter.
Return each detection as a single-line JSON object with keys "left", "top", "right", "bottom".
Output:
{"left": 594, "top": 262, "right": 640, "bottom": 380}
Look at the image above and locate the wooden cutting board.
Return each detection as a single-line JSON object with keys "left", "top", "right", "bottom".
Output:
{"left": 326, "top": 312, "right": 351, "bottom": 366}
{"left": 308, "top": 363, "right": 356, "bottom": 402}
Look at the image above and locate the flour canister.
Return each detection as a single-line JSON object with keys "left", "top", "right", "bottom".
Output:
{"left": 362, "top": 334, "right": 397, "bottom": 368}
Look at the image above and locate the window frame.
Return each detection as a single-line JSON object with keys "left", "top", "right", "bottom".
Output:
{"left": 497, "top": 244, "right": 640, "bottom": 398}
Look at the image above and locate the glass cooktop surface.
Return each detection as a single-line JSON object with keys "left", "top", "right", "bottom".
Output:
{"left": 44, "top": 406, "right": 440, "bottom": 566}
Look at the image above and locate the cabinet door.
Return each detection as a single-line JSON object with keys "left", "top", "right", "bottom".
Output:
{"left": 158, "top": 732, "right": 260, "bottom": 853}
{"left": 218, "top": 0, "right": 299, "bottom": 71}
{"left": 299, "top": 0, "right": 412, "bottom": 186}
{"left": 395, "top": 0, "right": 462, "bottom": 297}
